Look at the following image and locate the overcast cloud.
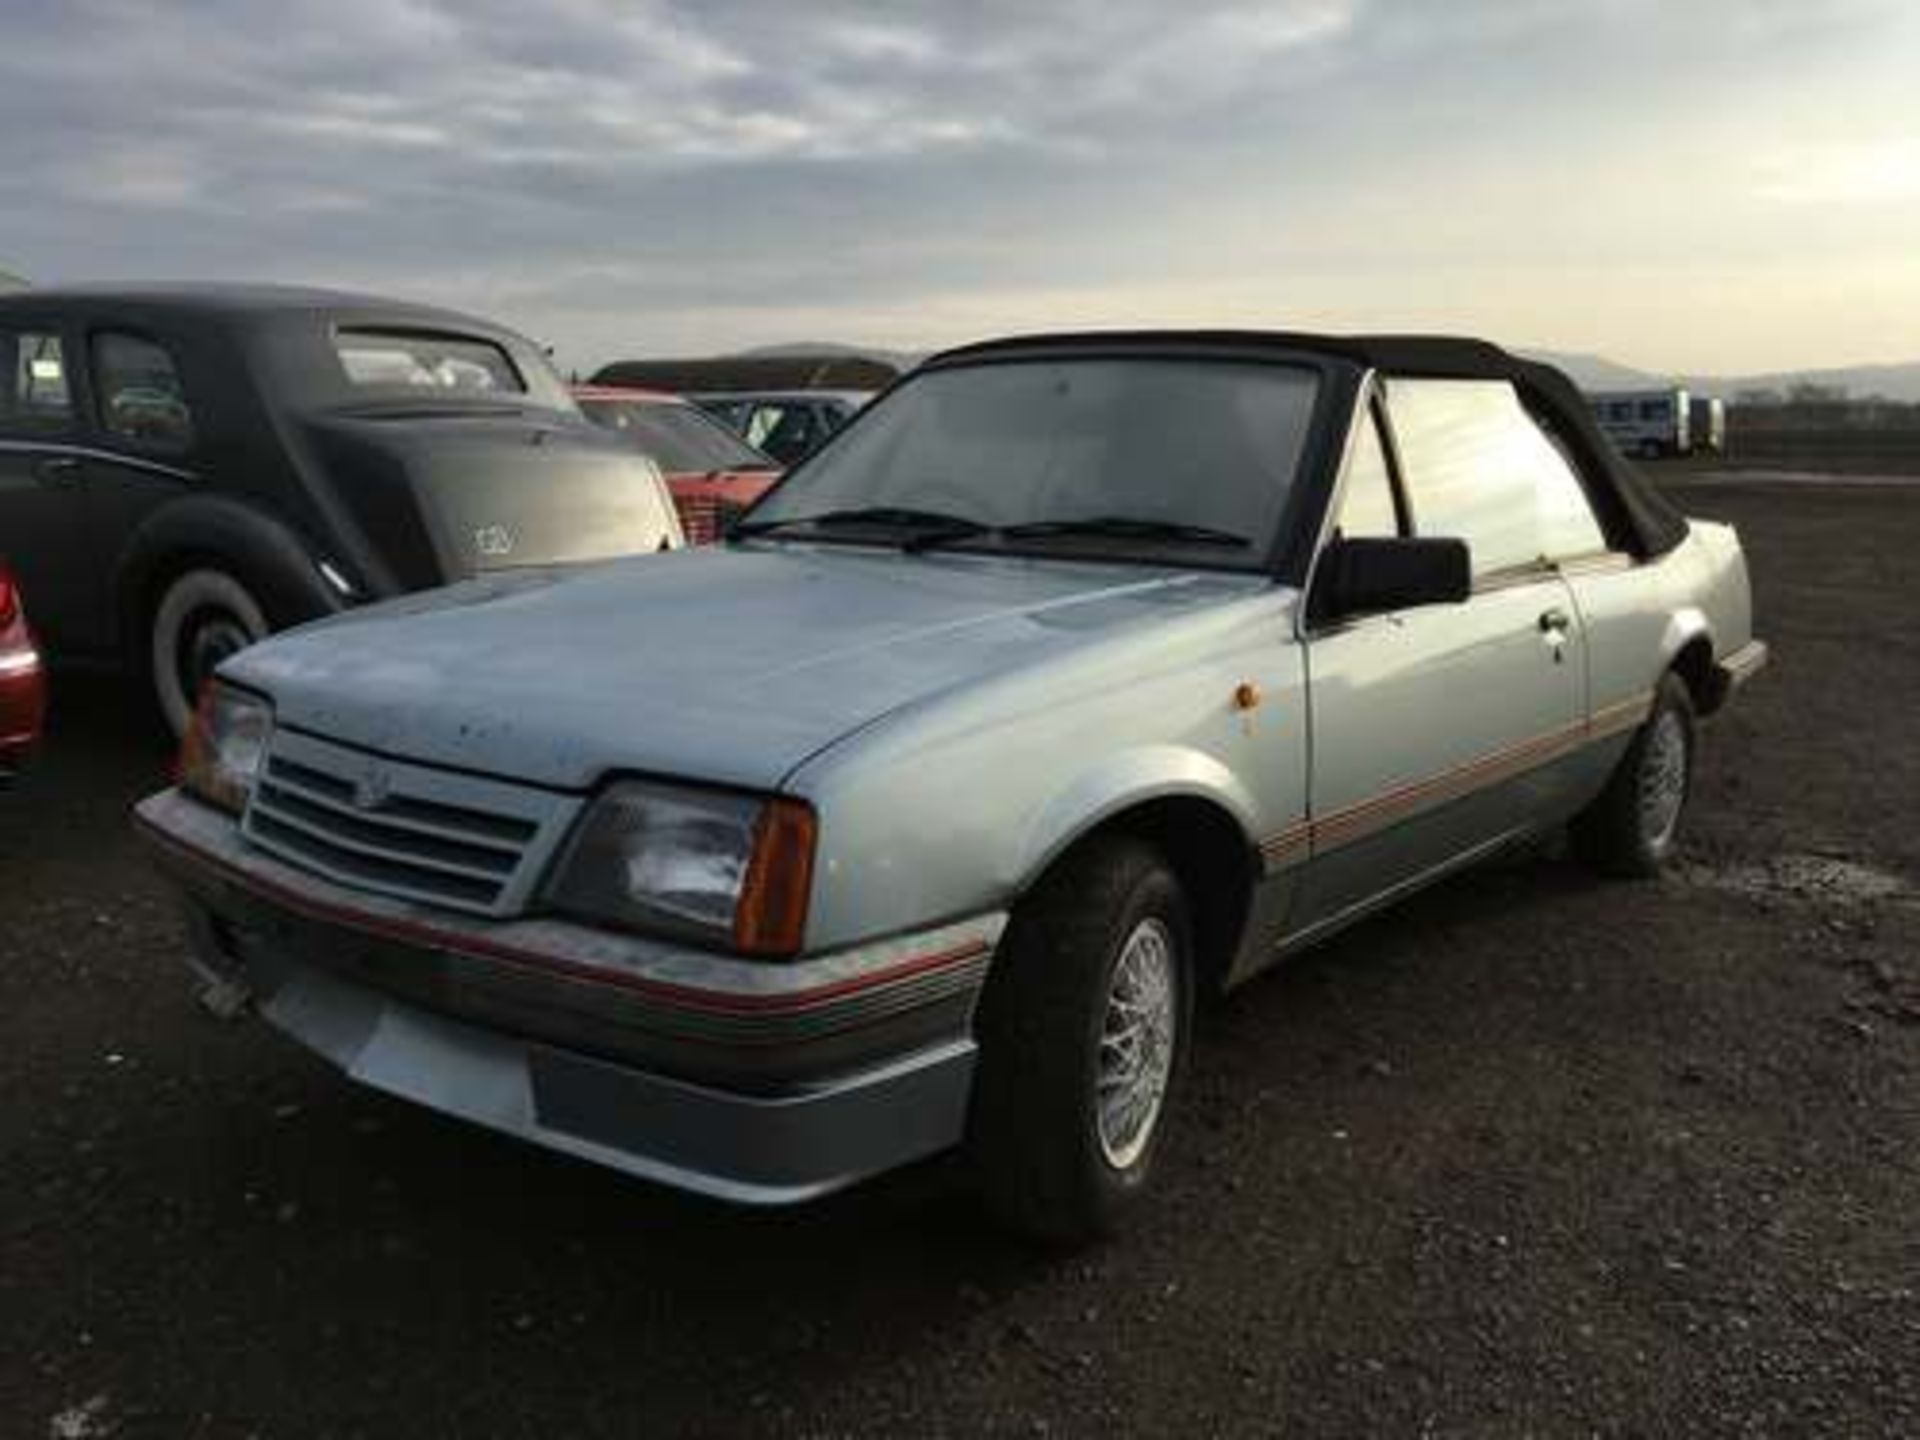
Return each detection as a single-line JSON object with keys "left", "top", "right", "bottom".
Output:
{"left": 3, "top": 0, "right": 1917, "bottom": 373}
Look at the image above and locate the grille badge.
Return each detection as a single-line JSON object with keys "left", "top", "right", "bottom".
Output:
{"left": 351, "top": 765, "right": 391, "bottom": 811}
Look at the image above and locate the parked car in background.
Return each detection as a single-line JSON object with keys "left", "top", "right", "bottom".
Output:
{"left": 0, "top": 561, "right": 46, "bottom": 780}
{"left": 1590, "top": 387, "right": 1693, "bottom": 459}
{"left": 692, "top": 389, "right": 873, "bottom": 466}
{"left": 0, "top": 285, "right": 682, "bottom": 735}
{"left": 1689, "top": 395, "right": 1727, "bottom": 456}
{"left": 138, "top": 330, "right": 1763, "bottom": 1242}
{"left": 572, "top": 384, "right": 781, "bottom": 543}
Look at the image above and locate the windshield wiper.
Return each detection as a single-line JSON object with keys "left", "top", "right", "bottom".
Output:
{"left": 998, "top": 515, "right": 1254, "bottom": 549}
{"left": 731, "top": 505, "right": 993, "bottom": 547}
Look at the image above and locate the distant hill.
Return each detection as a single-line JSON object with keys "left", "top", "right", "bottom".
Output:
{"left": 1521, "top": 349, "right": 1667, "bottom": 393}
{"left": 594, "top": 350, "right": 900, "bottom": 392}
{"left": 734, "top": 341, "right": 925, "bottom": 373}
{"left": 1522, "top": 348, "right": 1920, "bottom": 404}
{"left": 1686, "top": 361, "right": 1920, "bottom": 405}
{"left": 0, "top": 268, "right": 27, "bottom": 292}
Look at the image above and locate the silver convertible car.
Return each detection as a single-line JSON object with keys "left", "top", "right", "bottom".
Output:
{"left": 138, "top": 331, "right": 1766, "bottom": 1241}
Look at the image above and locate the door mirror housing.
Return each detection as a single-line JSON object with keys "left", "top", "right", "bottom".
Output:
{"left": 1316, "top": 536, "right": 1471, "bottom": 620}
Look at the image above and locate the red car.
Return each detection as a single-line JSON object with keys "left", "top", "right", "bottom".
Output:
{"left": 0, "top": 562, "right": 47, "bottom": 779}
{"left": 572, "top": 385, "right": 781, "bottom": 543}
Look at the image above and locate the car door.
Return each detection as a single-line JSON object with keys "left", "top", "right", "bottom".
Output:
{"left": 0, "top": 320, "right": 97, "bottom": 655}
{"left": 1292, "top": 377, "right": 1594, "bottom": 934}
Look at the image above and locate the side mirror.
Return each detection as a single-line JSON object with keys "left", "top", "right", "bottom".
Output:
{"left": 1317, "top": 536, "right": 1471, "bottom": 620}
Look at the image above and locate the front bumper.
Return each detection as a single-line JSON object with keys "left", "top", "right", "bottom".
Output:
{"left": 136, "top": 788, "right": 1003, "bottom": 1204}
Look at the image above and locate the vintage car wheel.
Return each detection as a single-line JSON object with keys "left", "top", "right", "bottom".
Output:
{"left": 1572, "top": 671, "right": 1696, "bottom": 877}
{"left": 150, "top": 568, "right": 271, "bottom": 738}
{"left": 966, "top": 834, "right": 1192, "bottom": 1244}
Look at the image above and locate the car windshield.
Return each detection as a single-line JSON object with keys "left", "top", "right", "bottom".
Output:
{"left": 741, "top": 358, "right": 1320, "bottom": 569}
{"left": 578, "top": 397, "right": 773, "bottom": 473}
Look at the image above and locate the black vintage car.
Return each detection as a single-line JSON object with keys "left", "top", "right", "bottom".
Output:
{"left": 0, "top": 285, "right": 681, "bottom": 734}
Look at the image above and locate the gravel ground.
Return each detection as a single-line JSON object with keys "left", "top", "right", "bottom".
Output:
{"left": 2, "top": 478, "right": 1915, "bottom": 1438}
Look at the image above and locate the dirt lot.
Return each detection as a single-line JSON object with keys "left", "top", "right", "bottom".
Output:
{"left": 2, "top": 478, "right": 1915, "bottom": 1438}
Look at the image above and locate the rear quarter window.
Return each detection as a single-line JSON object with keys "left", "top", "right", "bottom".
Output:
{"left": 1387, "top": 378, "right": 1607, "bottom": 577}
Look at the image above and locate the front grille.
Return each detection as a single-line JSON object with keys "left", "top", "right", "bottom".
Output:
{"left": 242, "top": 729, "right": 575, "bottom": 917}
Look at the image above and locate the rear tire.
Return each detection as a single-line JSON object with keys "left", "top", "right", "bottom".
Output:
{"left": 966, "top": 835, "right": 1193, "bottom": 1245}
{"left": 150, "top": 568, "right": 270, "bottom": 738}
{"left": 1572, "top": 672, "right": 1696, "bottom": 878}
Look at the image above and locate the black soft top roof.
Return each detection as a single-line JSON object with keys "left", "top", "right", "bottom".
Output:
{"left": 923, "top": 329, "right": 1688, "bottom": 558}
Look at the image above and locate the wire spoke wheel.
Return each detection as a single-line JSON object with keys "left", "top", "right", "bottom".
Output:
{"left": 1637, "top": 708, "right": 1689, "bottom": 849}
{"left": 1095, "top": 916, "right": 1176, "bottom": 1170}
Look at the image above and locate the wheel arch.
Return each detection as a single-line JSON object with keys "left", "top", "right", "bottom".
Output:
{"left": 115, "top": 494, "right": 344, "bottom": 659}
{"left": 1013, "top": 750, "right": 1263, "bottom": 996}
{"left": 1658, "top": 607, "right": 1718, "bottom": 716}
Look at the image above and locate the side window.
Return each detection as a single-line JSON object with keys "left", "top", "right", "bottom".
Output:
{"left": 1, "top": 330, "right": 73, "bottom": 433}
{"left": 1386, "top": 378, "right": 1608, "bottom": 577}
{"left": 92, "top": 331, "right": 196, "bottom": 451}
{"left": 743, "top": 404, "right": 784, "bottom": 451}
{"left": 1333, "top": 405, "right": 1400, "bottom": 538}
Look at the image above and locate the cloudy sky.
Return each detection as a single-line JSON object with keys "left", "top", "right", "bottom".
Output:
{"left": 3, "top": 0, "right": 1917, "bottom": 376}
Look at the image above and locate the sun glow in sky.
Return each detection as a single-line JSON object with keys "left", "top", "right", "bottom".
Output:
{"left": 3, "top": 0, "right": 1917, "bottom": 376}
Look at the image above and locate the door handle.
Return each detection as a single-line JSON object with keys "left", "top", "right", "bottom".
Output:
{"left": 1538, "top": 607, "right": 1570, "bottom": 634}
{"left": 34, "top": 455, "right": 82, "bottom": 487}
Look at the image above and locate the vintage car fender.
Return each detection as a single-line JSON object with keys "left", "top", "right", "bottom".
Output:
{"left": 115, "top": 493, "right": 347, "bottom": 648}
{"left": 1012, "top": 742, "right": 1263, "bottom": 893}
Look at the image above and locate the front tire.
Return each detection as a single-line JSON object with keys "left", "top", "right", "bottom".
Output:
{"left": 966, "top": 835, "right": 1193, "bottom": 1244}
{"left": 150, "top": 568, "right": 270, "bottom": 738}
{"left": 1572, "top": 671, "right": 1696, "bottom": 877}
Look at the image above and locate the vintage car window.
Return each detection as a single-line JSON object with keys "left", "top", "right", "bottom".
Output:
{"left": 1334, "top": 406, "right": 1400, "bottom": 538}
{"left": 1, "top": 331, "right": 73, "bottom": 433}
{"left": 333, "top": 329, "right": 525, "bottom": 394}
{"left": 578, "top": 397, "right": 772, "bottom": 472}
{"left": 747, "top": 358, "right": 1320, "bottom": 568}
{"left": 745, "top": 403, "right": 820, "bottom": 461}
{"left": 92, "top": 331, "right": 196, "bottom": 450}
{"left": 1387, "top": 378, "right": 1606, "bottom": 576}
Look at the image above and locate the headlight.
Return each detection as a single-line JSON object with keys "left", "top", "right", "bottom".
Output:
{"left": 178, "top": 683, "right": 273, "bottom": 814}
{"left": 545, "top": 781, "right": 817, "bottom": 957}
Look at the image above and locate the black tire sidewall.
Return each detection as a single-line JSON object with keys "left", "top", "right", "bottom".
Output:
{"left": 966, "top": 835, "right": 1196, "bottom": 1241}
{"left": 1575, "top": 670, "right": 1697, "bottom": 877}
{"left": 1632, "top": 676, "right": 1696, "bottom": 868}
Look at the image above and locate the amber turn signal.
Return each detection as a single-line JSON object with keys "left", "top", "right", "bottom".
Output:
{"left": 733, "top": 797, "right": 818, "bottom": 957}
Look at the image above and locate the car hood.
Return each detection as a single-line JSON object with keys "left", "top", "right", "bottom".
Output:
{"left": 227, "top": 544, "right": 1269, "bottom": 791}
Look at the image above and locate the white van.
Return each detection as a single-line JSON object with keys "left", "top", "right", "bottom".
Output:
{"left": 1590, "top": 388, "right": 1691, "bottom": 459}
